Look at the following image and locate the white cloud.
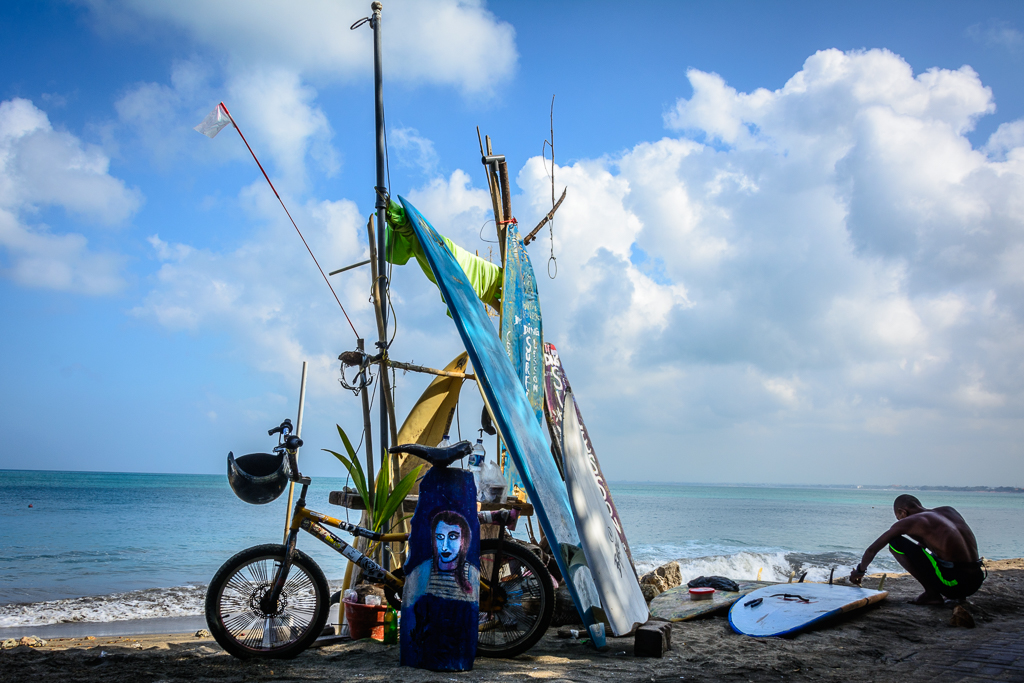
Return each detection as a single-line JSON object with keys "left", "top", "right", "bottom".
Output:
{"left": 116, "top": 61, "right": 337, "bottom": 193}
{"left": 496, "top": 48, "right": 1024, "bottom": 481}
{"left": 87, "top": 0, "right": 517, "bottom": 97}
{"left": 133, "top": 190, "right": 373, "bottom": 387}
{"left": 126, "top": 46, "right": 1024, "bottom": 483}
{"left": 967, "top": 20, "right": 1024, "bottom": 52}
{"left": 0, "top": 98, "right": 140, "bottom": 294}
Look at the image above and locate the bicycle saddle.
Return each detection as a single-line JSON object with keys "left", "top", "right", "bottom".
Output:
{"left": 388, "top": 440, "right": 473, "bottom": 468}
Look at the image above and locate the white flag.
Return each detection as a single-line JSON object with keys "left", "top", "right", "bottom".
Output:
{"left": 194, "top": 103, "right": 231, "bottom": 138}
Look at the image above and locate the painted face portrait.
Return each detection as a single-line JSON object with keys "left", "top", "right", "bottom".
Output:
{"left": 435, "top": 521, "right": 462, "bottom": 571}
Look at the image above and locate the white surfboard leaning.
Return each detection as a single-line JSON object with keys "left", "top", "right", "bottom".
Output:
{"left": 728, "top": 583, "right": 888, "bottom": 637}
{"left": 562, "top": 389, "right": 649, "bottom": 635}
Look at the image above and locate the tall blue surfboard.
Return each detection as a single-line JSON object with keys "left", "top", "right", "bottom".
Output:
{"left": 400, "top": 196, "right": 603, "bottom": 636}
{"left": 499, "top": 220, "right": 544, "bottom": 498}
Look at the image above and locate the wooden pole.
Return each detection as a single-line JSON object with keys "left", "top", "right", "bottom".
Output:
{"left": 282, "top": 361, "right": 307, "bottom": 543}
{"left": 386, "top": 359, "right": 476, "bottom": 381}
{"left": 523, "top": 187, "right": 567, "bottom": 245}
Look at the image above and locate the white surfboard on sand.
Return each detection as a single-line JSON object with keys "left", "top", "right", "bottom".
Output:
{"left": 562, "top": 390, "right": 649, "bottom": 636}
{"left": 728, "top": 583, "right": 888, "bottom": 637}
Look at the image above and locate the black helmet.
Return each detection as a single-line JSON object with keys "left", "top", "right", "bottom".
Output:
{"left": 227, "top": 451, "right": 291, "bottom": 505}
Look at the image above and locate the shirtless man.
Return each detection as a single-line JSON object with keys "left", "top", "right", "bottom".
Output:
{"left": 849, "top": 494, "right": 985, "bottom": 604}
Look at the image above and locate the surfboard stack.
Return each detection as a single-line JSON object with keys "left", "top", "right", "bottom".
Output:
{"left": 399, "top": 195, "right": 650, "bottom": 641}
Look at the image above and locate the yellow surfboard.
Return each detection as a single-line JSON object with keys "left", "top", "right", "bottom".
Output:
{"left": 394, "top": 351, "right": 470, "bottom": 490}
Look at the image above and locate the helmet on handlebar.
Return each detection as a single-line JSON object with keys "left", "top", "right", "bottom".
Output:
{"left": 227, "top": 451, "right": 291, "bottom": 505}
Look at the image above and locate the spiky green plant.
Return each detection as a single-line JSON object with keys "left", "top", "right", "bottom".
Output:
{"left": 323, "top": 425, "right": 422, "bottom": 537}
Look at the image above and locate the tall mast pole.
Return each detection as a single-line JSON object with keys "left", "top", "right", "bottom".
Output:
{"left": 370, "top": 1, "right": 390, "bottom": 473}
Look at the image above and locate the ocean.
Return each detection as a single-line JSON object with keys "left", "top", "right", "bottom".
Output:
{"left": 1, "top": 470, "right": 1021, "bottom": 635}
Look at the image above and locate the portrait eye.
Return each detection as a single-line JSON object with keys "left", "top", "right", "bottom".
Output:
{"left": 449, "top": 531, "right": 460, "bottom": 540}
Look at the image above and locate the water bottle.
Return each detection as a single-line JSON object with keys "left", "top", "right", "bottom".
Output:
{"left": 439, "top": 433, "right": 451, "bottom": 448}
{"left": 469, "top": 439, "right": 485, "bottom": 497}
{"left": 469, "top": 439, "right": 486, "bottom": 469}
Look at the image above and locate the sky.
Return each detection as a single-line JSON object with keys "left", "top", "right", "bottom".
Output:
{"left": 2, "top": 1, "right": 1024, "bottom": 486}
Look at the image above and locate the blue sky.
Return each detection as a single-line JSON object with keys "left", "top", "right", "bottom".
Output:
{"left": 2, "top": 1, "right": 1024, "bottom": 485}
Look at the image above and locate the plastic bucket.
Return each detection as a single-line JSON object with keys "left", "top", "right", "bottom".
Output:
{"left": 344, "top": 600, "right": 387, "bottom": 641}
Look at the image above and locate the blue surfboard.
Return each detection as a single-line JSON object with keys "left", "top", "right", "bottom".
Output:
{"left": 499, "top": 219, "right": 544, "bottom": 498}
{"left": 399, "top": 196, "right": 603, "bottom": 635}
{"left": 728, "top": 583, "right": 888, "bottom": 637}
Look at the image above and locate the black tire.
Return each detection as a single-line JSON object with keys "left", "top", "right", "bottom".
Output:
{"left": 477, "top": 538, "right": 555, "bottom": 658}
{"left": 205, "top": 544, "right": 329, "bottom": 659}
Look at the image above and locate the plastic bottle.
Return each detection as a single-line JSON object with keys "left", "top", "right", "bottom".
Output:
{"left": 469, "top": 438, "right": 485, "bottom": 494}
{"left": 383, "top": 606, "right": 398, "bottom": 645}
{"left": 439, "top": 433, "right": 451, "bottom": 448}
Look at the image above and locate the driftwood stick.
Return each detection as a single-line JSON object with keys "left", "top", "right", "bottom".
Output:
{"left": 385, "top": 359, "right": 476, "bottom": 381}
{"left": 523, "top": 187, "right": 567, "bottom": 245}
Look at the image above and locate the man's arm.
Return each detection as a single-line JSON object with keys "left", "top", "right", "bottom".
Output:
{"left": 849, "top": 519, "right": 916, "bottom": 584}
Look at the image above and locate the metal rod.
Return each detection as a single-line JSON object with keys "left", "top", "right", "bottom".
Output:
{"left": 283, "top": 361, "right": 308, "bottom": 543}
{"left": 386, "top": 358, "right": 476, "bottom": 381}
{"left": 328, "top": 259, "right": 371, "bottom": 276}
{"left": 370, "top": 0, "right": 390, "bottom": 512}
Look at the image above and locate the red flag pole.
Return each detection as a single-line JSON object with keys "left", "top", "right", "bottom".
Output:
{"left": 218, "top": 102, "right": 360, "bottom": 339}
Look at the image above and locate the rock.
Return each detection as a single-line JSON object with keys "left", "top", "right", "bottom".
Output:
{"left": 639, "top": 561, "right": 682, "bottom": 594}
{"left": 950, "top": 605, "right": 975, "bottom": 628}
{"left": 1, "top": 639, "right": 18, "bottom": 650}
{"left": 17, "top": 636, "right": 45, "bottom": 648}
{"left": 634, "top": 621, "right": 672, "bottom": 658}
{"left": 640, "top": 583, "right": 662, "bottom": 602}
{"left": 194, "top": 629, "right": 211, "bottom": 638}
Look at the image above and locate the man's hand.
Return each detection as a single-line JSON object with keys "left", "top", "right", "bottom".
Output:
{"left": 849, "top": 565, "right": 865, "bottom": 585}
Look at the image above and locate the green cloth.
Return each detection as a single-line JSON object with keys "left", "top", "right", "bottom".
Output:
{"left": 385, "top": 200, "right": 502, "bottom": 311}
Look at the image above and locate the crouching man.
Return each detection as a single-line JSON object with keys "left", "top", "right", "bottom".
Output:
{"left": 850, "top": 494, "right": 985, "bottom": 604}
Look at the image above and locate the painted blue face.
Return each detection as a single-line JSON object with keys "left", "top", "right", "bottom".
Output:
{"left": 435, "top": 520, "right": 462, "bottom": 570}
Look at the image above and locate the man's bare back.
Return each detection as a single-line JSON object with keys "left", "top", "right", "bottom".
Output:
{"left": 849, "top": 495, "right": 984, "bottom": 605}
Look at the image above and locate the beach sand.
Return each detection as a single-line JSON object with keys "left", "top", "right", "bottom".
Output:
{"left": 2, "top": 559, "right": 1022, "bottom": 682}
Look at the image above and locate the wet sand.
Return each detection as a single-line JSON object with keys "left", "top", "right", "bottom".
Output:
{"left": 2, "top": 560, "right": 1022, "bottom": 682}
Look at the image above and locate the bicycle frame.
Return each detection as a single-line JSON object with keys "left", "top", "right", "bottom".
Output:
{"left": 262, "top": 481, "right": 406, "bottom": 613}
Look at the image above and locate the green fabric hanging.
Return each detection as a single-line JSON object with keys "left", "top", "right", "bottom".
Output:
{"left": 385, "top": 200, "right": 502, "bottom": 311}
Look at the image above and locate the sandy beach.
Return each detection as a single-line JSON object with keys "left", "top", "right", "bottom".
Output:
{"left": 1, "top": 560, "right": 1021, "bottom": 682}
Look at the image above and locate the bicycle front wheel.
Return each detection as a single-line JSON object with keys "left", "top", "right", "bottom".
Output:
{"left": 205, "top": 544, "right": 329, "bottom": 659}
{"left": 477, "top": 538, "right": 555, "bottom": 658}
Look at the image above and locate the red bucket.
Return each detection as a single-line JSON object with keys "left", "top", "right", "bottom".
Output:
{"left": 345, "top": 600, "right": 387, "bottom": 641}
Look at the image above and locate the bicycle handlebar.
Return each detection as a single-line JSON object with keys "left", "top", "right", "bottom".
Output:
{"left": 268, "top": 419, "right": 293, "bottom": 437}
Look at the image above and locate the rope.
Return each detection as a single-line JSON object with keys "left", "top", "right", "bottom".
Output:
{"left": 219, "top": 102, "right": 360, "bottom": 339}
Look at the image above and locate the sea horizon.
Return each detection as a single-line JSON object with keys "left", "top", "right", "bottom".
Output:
{"left": 3, "top": 470, "right": 1021, "bottom": 636}
{"left": 3, "top": 467, "right": 1018, "bottom": 491}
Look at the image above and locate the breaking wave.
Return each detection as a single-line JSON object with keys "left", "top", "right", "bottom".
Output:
{"left": 631, "top": 544, "right": 901, "bottom": 583}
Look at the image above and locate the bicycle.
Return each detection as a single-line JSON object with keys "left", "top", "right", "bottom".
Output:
{"left": 205, "top": 419, "right": 555, "bottom": 660}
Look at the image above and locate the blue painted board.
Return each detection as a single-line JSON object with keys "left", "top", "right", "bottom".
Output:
{"left": 401, "top": 466, "right": 479, "bottom": 671}
{"left": 400, "top": 196, "right": 602, "bottom": 634}
{"left": 499, "top": 219, "right": 544, "bottom": 498}
{"left": 728, "top": 583, "right": 888, "bottom": 637}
